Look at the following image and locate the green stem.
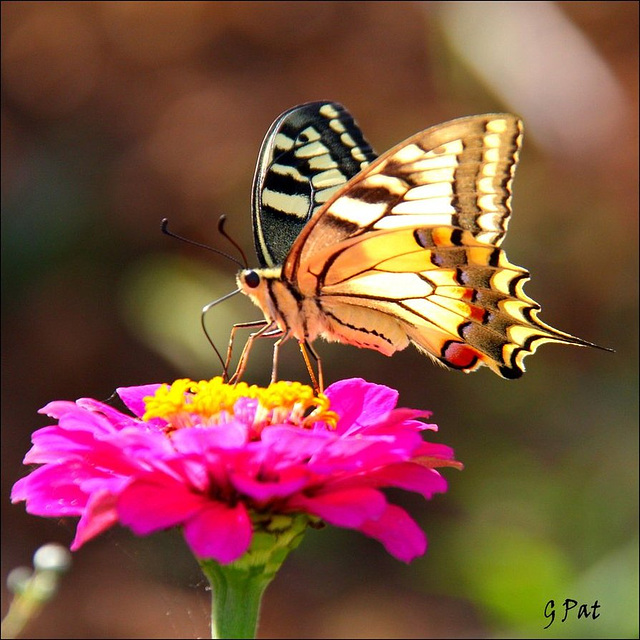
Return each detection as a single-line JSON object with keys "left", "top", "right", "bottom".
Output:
{"left": 198, "top": 513, "right": 312, "bottom": 639}
{"left": 200, "top": 560, "right": 274, "bottom": 639}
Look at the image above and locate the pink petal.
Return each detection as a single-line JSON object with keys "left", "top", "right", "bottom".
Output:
{"left": 290, "top": 487, "right": 386, "bottom": 527}
{"left": 117, "top": 384, "right": 163, "bottom": 418}
{"left": 76, "top": 398, "right": 143, "bottom": 430}
{"left": 53, "top": 406, "right": 119, "bottom": 436}
{"left": 364, "top": 463, "right": 449, "bottom": 499}
{"left": 118, "top": 469, "right": 206, "bottom": 534}
{"left": 11, "top": 464, "right": 89, "bottom": 516}
{"left": 38, "top": 400, "right": 79, "bottom": 419}
{"left": 71, "top": 489, "right": 119, "bottom": 550}
{"left": 183, "top": 502, "right": 252, "bottom": 563}
{"left": 171, "top": 422, "right": 248, "bottom": 451}
{"left": 353, "top": 409, "right": 433, "bottom": 435}
{"left": 360, "top": 504, "right": 427, "bottom": 563}
{"left": 308, "top": 432, "right": 420, "bottom": 473}
{"left": 413, "top": 441, "right": 458, "bottom": 461}
{"left": 231, "top": 466, "right": 309, "bottom": 502}
{"left": 326, "top": 379, "right": 399, "bottom": 433}
{"left": 260, "top": 426, "right": 331, "bottom": 460}
{"left": 22, "top": 425, "right": 97, "bottom": 464}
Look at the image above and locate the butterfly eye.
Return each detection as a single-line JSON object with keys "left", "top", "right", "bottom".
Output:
{"left": 243, "top": 270, "right": 261, "bottom": 289}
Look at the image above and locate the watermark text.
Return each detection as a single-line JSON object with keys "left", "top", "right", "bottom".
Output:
{"left": 544, "top": 599, "right": 601, "bottom": 629}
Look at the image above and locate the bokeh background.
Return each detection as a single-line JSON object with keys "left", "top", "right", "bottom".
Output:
{"left": 2, "top": 2, "right": 638, "bottom": 638}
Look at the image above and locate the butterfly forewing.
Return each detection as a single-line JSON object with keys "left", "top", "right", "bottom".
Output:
{"left": 285, "top": 115, "right": 520, "bottom": 278}
{"left": 281, "top": 114, "right": 596, "bottom": 378}
{"left": 252, "top": 101, "right": 377, "bottom": 268}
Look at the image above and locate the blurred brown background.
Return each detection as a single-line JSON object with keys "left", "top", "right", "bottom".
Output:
{"left": 2, "top": 2, "right": 638, "bottom": 638}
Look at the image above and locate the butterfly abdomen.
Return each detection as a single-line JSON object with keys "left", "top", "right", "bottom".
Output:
{"left": 318, "top": 299, "right": 411, "bottom": 355}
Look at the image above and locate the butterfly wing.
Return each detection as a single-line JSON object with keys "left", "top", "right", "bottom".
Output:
{"left": 252, "top": 101, "right": 377, "bottom": 268}
{"left": 282, "top": 114, "right": 597, "bottom": 378}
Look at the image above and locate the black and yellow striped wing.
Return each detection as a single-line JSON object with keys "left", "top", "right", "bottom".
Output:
{"left": 281, "top": 113, "right": 599, "bottom": 378}
{"left": 252, "top": 102, "right": 376, "bottom": 268}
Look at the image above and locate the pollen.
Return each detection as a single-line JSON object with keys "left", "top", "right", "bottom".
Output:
{"left": 255, "top": 380, "right": 338, "bottom": 429}
{"left": 142, "top": 377, "right": 337, "bottom": 431}
{"left": 142, "top": 378, "right": 194, "bottom": 421}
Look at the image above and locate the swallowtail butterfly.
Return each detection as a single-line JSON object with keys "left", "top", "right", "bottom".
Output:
{"left": 231, "top": 101, "right": 604, "bottom": 386}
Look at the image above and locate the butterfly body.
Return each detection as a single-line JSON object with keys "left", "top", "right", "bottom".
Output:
{"left": 236, "top": 102, "right": 602, "bottom": 381}
{"left": 237, "top": 264, "right": 412, "bottom": 356}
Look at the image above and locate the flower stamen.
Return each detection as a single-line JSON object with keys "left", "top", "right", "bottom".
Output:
{"left": 142, "top": 377, "right": 337, "bottom": 431}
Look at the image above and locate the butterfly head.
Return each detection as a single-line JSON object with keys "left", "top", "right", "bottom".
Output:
{"left": 236, "top": 267, "right": 286, "bottom": 326}
{"left": 238, "top": 269, "right": 263, "bottom": 290}
{"left": 237, "top": 266, "right": 284, "bottom": 290}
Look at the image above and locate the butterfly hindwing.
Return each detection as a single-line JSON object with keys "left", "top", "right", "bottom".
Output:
{"left": 252, "top": 101, "right": 377, "bottom": 268}
{"left": 281, "top": 114, "right": 595, "bottom": 378}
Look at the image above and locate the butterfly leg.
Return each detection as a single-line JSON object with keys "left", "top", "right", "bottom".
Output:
{"left": 229, "top": 322, "right": 282, "bottom": 385}
{"left": 270, "top": 333, "right": 289, "bottom": 385}
{"left": 298, "top": 341, "right": 323, "bottom": 393}
{"left": 224, "top": 320, "right": 269, "bottom": 381}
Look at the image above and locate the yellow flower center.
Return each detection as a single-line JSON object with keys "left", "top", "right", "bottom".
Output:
{"left": 142, "top": 377, "right": 337, "bottom": 432}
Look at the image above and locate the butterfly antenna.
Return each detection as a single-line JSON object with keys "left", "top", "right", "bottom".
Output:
{"left": 161, "top": 218, "right": 245, "bottom": 269}
{"left": 217, "top": 215, "right": 249, "bottom": 268}
{"left": 161, "top": 218, "right": 245, "bottom": 378}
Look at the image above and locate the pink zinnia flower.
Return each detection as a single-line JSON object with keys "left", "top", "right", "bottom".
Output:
{"left": 12, "top": 377, "right": 461, "bottom": 564}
